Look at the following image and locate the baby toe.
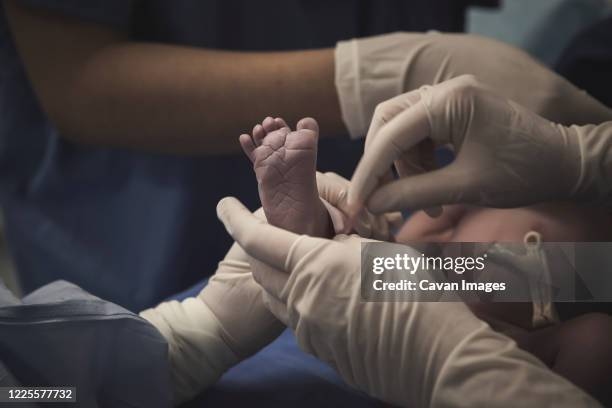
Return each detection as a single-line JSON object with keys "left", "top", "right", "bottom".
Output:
{"left": 239, "top": 133, "right": 256, "bottom": 163}
{"left": 253, "top": 124, "right": 266, "bottom": 146}
{"left": 262, "top": 116, "right": 280, "bottom": 133}
{"left": 296, "top": 117, "right": 319, "bottom": 133}
{"left": 275, "top": 117, "right": 289, "bottom": 129}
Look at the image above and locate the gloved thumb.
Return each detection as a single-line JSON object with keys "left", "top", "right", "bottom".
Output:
{"left": 217, "top": 197, "right": 299, "bottom": 271}
{"left": 366, "top": 164, "right": 470, "bottom": 214}
{"left": 316, "top": 172, "right": 350, "bottom": 209}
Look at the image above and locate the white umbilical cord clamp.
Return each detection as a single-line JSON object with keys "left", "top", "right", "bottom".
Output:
{"left": 523, "top": 231, "right": 558, "bottom": 328}
{"left": 487, "top": 231, "right": 559, "bottom": 328}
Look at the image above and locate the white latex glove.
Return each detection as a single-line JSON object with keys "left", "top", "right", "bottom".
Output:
{"left": 335, "top": 32, "right": 612, "bottom": 139}
{"left": 317, "top": 171, "right": 403, "bottom": 240}
{"left": 140, "top": 237, "right": 285, "bottom": 404}
{"left": 348, "top": 75, "right": 612, "bottom": 215}
{"left": 139, "top": 172, "right": 390, "bottom": 403}
{"left": 216, "top": 196, "right": 600, "bottom": 408}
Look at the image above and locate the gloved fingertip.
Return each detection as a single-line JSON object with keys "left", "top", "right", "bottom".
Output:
{"left": 216, "top": 197, "right": 244, "bottom": 234}
{"left": 340, "top": 216, "right": 353, "bottom": 235}
{"left": 216, "top": 196, "right": 235, "bottom": 215}
{"left": 346, "top": 204, "right": 363, "bottom": 226}
{"left": 365, "top": 193, "right": 388, "bottom": 215}
{"left": 345, "top": 191, "right": 363, "bottom": 215}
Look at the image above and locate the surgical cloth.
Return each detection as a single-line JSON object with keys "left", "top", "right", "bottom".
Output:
{"left": 0, "top": 280, "right": 172, "bottom": 408}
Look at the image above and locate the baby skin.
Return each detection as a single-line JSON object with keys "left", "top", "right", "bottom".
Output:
{"left": 240, "top": 117, "right": 332, "bottom": 237}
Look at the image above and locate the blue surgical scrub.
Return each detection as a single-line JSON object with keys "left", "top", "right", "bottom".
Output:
{"left": 0, "top": 0, "right": 473, "bottom": 311}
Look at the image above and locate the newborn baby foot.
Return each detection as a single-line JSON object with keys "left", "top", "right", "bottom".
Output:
{"left": 240, "top": 117, "right": 332, "bottom": 237}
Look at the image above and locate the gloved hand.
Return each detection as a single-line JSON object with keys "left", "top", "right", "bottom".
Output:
{"left": 139, "top": 171, "right": 394, "bottom": 403}
{"left": 216, "top": 196, "right": 599, "bottom": 407}
{"left": 348, "top": 75, "right": 612, "bottom": 214}
{"left": 317, "top": 171, "right": 403, "bottom": 240}
{"left": 140, "top": 235, "right": 284, "bottom": 404}
{"left": 335, "top": 32, "right": 612, "bottom": 139}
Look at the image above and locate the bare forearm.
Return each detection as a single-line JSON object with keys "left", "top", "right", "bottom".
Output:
{"left": 5, "top": 0, "right": 345, "bottom": 155}
{"left": 52, "top": 44, "right": 344, "bottom": 154}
